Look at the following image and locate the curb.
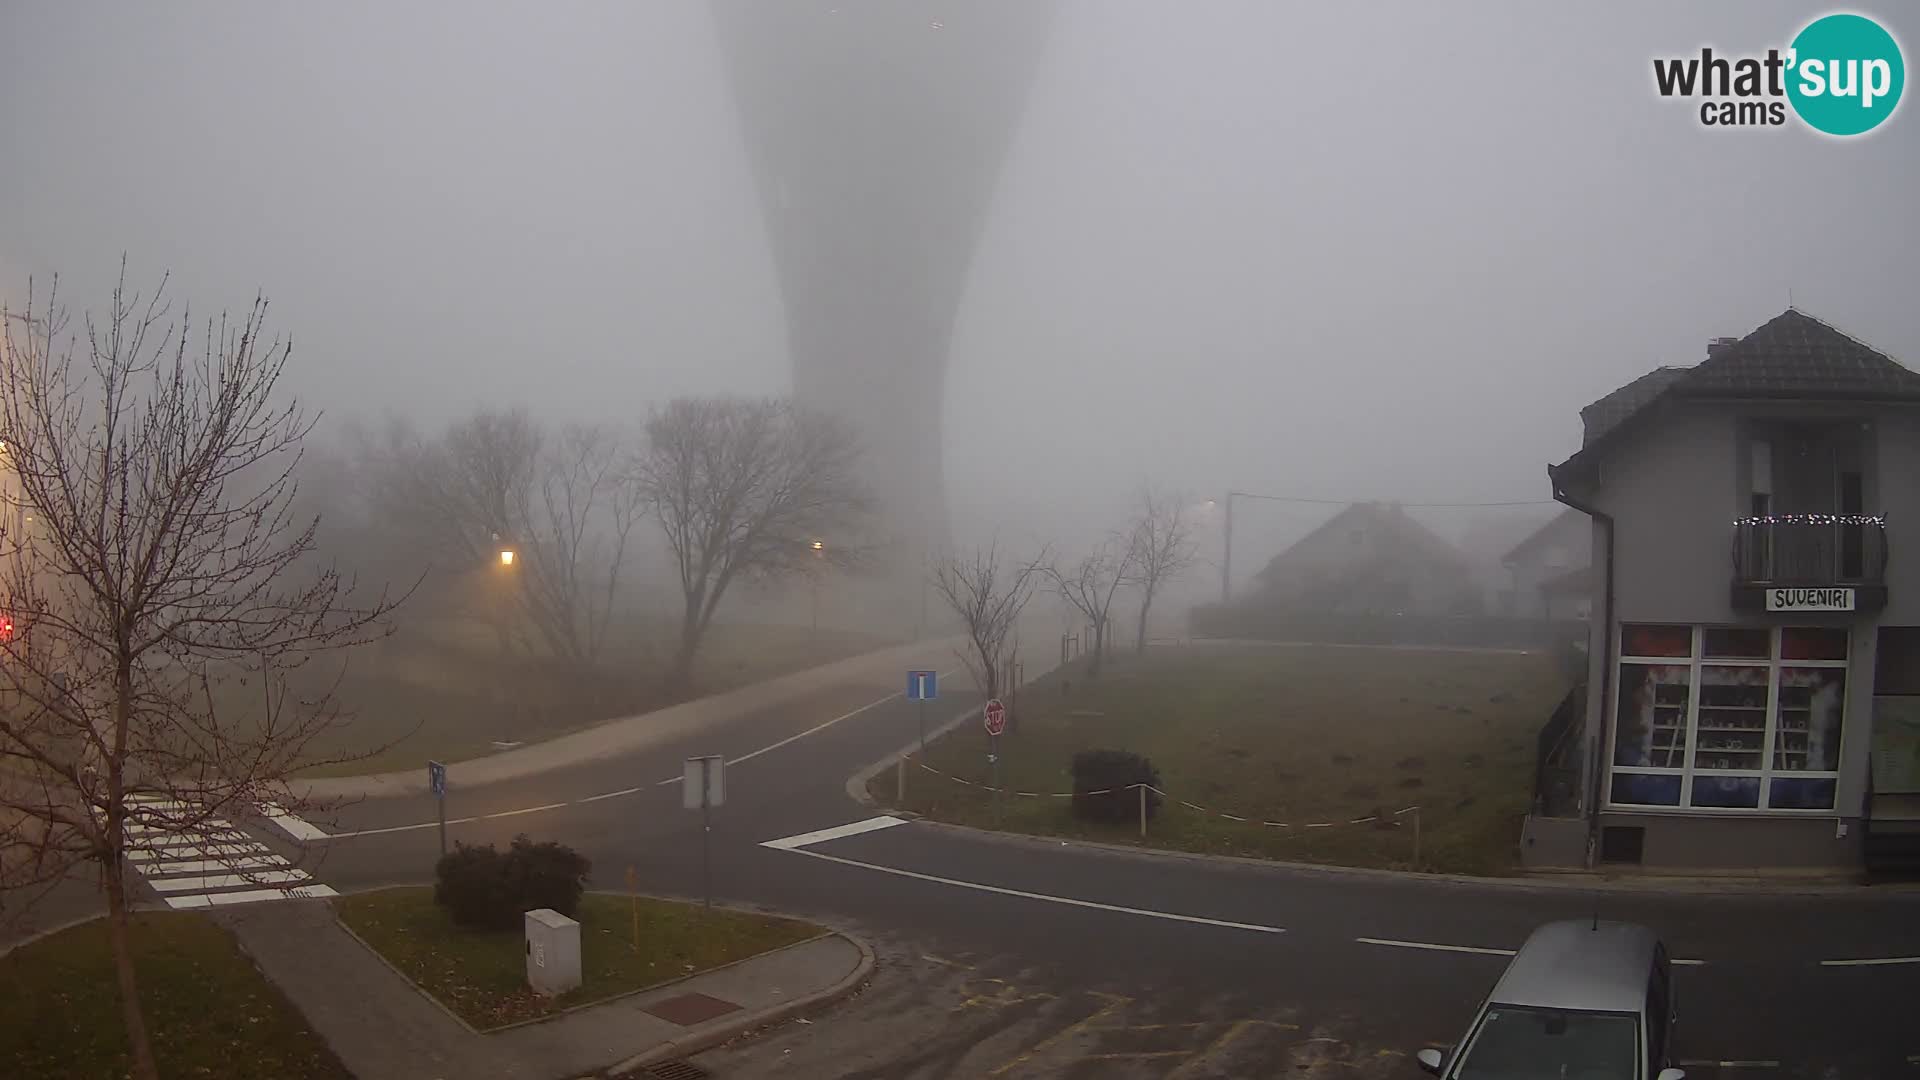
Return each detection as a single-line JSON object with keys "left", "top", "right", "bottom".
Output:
{"left": 845, "top": 702, "right": 985, "bottom": 807}
{"left": 605, "top": 932, "right": 877, "bottom": 1077}
{"left": 326, "top": 900, "right": 485, "bottom": 1035}
{"left": 854, "top": 748, "right": 1912, "bottom": 900}
{"left": 904, "top": 817, "right": 1914, "bottom": 899}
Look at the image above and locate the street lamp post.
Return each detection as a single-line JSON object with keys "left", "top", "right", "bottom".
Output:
{"left": 808, "top": 540, "right": 825, "bottom": 631}
{"left": 491, "top": 536, "right": 519, "bottom": 746}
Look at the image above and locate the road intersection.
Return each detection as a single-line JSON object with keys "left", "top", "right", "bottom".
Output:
{"left": 159, "top": 645, "right": 1920, "bottom": 1076}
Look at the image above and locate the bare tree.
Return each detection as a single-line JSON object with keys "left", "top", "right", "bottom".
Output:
{"left": 359, "top": 410, "right": 637, "bottom": 669}
{"left": 1125, "top": 489, "right": 1200, "bottom": 653}
{"left": 635, "top": 396, "right": 869, "bottom": 689}
{"left": 520, "top": 423, "right": 642, "bottom": 668}
{"left": 931, "top": 540, "right": 1047, "bottom": 703}
{"left": 1047, "top": 538, "right": 1133, "bottom": 677}
{"left": 0, "top": 271, "right": 400, "bottom": 1080}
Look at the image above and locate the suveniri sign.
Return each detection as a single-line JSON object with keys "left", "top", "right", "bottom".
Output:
{"left": 1767, "top": 587, "right": 1856, "bottom": 612}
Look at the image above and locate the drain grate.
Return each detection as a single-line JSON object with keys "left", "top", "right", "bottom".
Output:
{"left": 646, "top": 1062, "right": 710, "bottom": 1080}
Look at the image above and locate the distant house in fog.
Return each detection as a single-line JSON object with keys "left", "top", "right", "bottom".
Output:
{"left": 1501, "top": 508, "right": 1593, "bottom": 619}
{"left": 1250, "top": 502, "right": 1479, "bottom": 616}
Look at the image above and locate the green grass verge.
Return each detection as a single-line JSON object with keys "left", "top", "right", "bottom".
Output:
{"left": 872, "top": 643, "right": 1570, "bottom": 876}
{"left": 0, "top": 912, "right": 349, "bottom": 1080}
{"left": 333, "top": 887, "right": 824, "bottom": 1030}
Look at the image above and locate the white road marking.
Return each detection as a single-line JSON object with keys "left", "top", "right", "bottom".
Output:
{"left": 1356, "top": 937, "right": 1515, "bottom": 957}
{"left": 761, "top": 815, "right": 909, "bottom": 850}
{"left": 656, "top": 671, "right": 958, "bottom": 784}
{"left": 768, "top": 845, "right": 1286, "bottom": 934}
{"left": 1357, "top": 936, "right": 1706, "bottom": 965}
{"left": 1672, "top": 958, "right": 1707, "bottom": 966}
{"left": 140, "top": 855, "right": 288, "bottom": 875}
{"left": 261, "top": 803, "right": 330, "bottom": 841}
{"left": 483, "top": 802, "right": 568, "bottom": 819}
{"left": 128, "top": 842, "right": 264, "bottom": 862}
{"left": 165, "top": 884, "right": 338, "bottom": 909}
{"left": 329, "top": 673, "right": 959, "bottom": 835}
{"left": 1679, "top": 1061, "right": 1779, "bottom": 1069}
{"left": 147, "top": 870, "right": 311, "bottom": 892}
{"left": 577, "top": 786, "right": 642, "bottom": 803}
{"left": 1820, "top": 955, "right": 1920, "bottom": 967}
{"left": 328, "top": 816, "right": 480, "bottom": 839}
{"left": 128, "top": 831, "right": 251, "bottom": 849}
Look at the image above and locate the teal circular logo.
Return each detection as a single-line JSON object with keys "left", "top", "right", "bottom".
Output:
{"left": 1787, "top": 13, "right": 1905, "bottom": 136}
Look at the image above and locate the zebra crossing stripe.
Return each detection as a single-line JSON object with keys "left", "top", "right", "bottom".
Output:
{"left": 164, "top": 884, "right": 339, "bottom": 909}
{"left": 139, "top": 855, "right": 288, "bottom": 875}
{"left": 127, "top": 842, "right": 262, "bottom": 862}
{"left": 147, "top": 870, "right": 311, "bottom": 893}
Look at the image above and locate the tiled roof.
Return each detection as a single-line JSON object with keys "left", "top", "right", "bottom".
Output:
{"left": 1580, "top": 368, "right": 1687, "bottom": 447}
{"left": 1683, "top": 309, "right": 1920, "bottom": 398}
{"left": 1556, "top": 309, "right": 1920, "bottom": 476}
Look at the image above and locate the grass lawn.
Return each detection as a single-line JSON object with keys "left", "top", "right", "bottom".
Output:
{"left": 334, "top": 887, "right": 825, "bottom": 1030}
{"left": 873, "top": 643, "right": 1572, "bottom": 875}
{"left": 292, "top": 617, "right": 891, "bottom": 776}
{"left": 0, "top": 912, "right": 349, "bottom": 1080}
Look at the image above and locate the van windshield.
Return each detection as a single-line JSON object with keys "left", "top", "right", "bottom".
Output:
{"left": 1454, "top": 1005, "right": 1640, "bottom": 1080}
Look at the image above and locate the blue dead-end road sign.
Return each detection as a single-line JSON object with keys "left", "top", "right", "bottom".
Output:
{"left": 908, "top": 670, "right": 938, "bottom": 701}
{"left": 428, "top": 760, "right": 446, "bottom": 798}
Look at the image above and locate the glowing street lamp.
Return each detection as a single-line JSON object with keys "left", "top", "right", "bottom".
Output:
{"left": 498, "top": 547, "right": 516, "bottom": 567}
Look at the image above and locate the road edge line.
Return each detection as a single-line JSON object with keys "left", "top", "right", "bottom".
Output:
{"left": 898, "top": 818, "right": 1898, "bottom": 899}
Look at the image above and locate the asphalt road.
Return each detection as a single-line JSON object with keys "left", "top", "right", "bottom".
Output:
{"left": 178, "top": 656, "right": 1920, "bottom": 1077}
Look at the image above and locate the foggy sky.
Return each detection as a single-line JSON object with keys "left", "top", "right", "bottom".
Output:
{"left": 4, "top": 1, "right": 1917, "bottom": 582}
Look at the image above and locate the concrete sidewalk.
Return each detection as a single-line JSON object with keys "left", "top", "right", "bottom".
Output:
{"left": 219, "top": 898, "right": 872, "bottom": 1080}
{"left": 294, "top": 636, "right": 967, "bottom": 803}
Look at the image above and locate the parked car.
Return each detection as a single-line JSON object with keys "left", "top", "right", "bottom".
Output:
{"left": 1416, "top": 919, "right": 1682, "bottom": 1079}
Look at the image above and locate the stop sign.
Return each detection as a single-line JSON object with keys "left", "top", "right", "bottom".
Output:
{"left": 983, "top": 698, "right": 1007, "bottom": 736}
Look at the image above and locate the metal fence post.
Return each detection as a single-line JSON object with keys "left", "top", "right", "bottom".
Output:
{"left": 1138, "top": 784, "right": 1148, "bottom": 839}
{"left": 896, "top": 755, "right": 906, "bottom": 805}
{"left": 1413, "top": 807, "right": 1422, "bottom": 869}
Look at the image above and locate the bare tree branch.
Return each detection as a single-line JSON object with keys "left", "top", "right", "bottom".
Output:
{"left": 931, "top": 540, "right": 1046, "bottom": 703}
{"left": 1046, "top": 537, "right": 1134, "bottom": 676}
{"left": 1124, "top": 488, "right": 1200, "bottom": 653}
{"left": 0, "top": 268, "right": 403, "bottom": 1080}
{"left": 634, "top": 396, "right": 871, "bottom": 689}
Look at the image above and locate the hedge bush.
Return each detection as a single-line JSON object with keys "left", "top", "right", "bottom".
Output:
{"left": 1070, "top": 749, "right": 1162, "bottom": 825}
{"left": 433, "top": 834, "right": 591, "bottom": 931}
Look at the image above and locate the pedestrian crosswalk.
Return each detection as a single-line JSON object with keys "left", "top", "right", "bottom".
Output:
{"left": 124, "top": 795, "right": 337, "bottom": 909}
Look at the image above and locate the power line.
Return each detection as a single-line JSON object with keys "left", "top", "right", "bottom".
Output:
{"left": 1225, "top": 490, "right": 1557, "bottom": 509}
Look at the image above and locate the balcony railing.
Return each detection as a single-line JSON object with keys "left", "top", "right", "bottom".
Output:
{"left": 1732, "top": 514, "right": 1887, "bottom": 585}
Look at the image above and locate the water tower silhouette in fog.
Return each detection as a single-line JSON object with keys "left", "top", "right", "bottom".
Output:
{"left": 712, "top": 2, "right": 1057, "bottom": 568}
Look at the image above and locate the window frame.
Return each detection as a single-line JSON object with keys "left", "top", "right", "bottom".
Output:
{"left": 1606, "top": 624, "right": 1849, "bottom": 814}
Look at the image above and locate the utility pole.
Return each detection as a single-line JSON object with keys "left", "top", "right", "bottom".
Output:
{"left": 1221, "top": 492, "right": 1234, "bottom": 603}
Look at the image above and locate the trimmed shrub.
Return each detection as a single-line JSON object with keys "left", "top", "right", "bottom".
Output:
{"left": 1071, "top": 749, "right": 1162, "bottom": 825}
{"left": 503, "top": 835, "right": 590, "bottom": 918}
{"left": 433, "top": 834, "right": 591, "bottom": 930}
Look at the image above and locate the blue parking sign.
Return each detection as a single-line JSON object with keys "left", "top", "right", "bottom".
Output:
{"left": 907, "top": 670, "right": 938, "bottom": 701}
{"left": 427, "top": 760, "right": 446, "bottom": 798}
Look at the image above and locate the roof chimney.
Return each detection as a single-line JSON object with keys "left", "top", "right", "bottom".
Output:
{"left": 1707, "top": 336, "right": 1739, "bottom": 359}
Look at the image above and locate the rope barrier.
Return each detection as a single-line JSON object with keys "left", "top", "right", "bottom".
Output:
{"left": 910, "top": 759, "right": 1420, "bottom": 830}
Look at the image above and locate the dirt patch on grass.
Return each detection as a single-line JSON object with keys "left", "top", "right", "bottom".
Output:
{"left": 875, "top": 643, "right": 1570, "bottom": 875}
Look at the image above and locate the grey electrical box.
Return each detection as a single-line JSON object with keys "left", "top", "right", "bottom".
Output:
{"left": 524, "top": 908, "right": 581, "bottom": 996}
